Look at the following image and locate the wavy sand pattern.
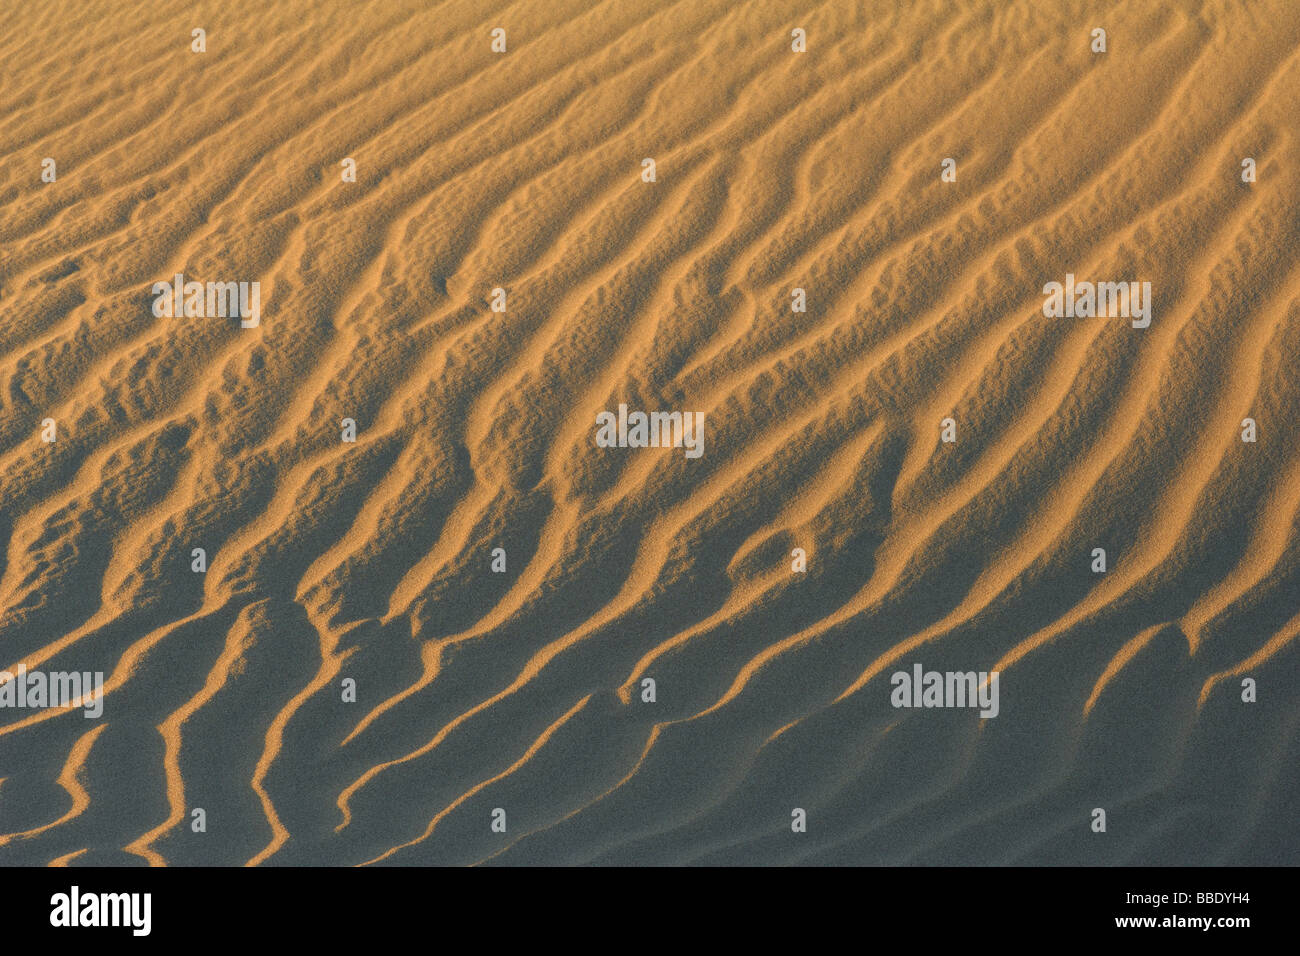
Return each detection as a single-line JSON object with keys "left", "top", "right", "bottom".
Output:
{"left": 1, "top": 0, "right": 1298, "bottom": 866}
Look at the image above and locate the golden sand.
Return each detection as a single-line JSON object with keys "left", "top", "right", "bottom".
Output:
{"left": 0, "top": 0, "right": 1297, "bottom": 865}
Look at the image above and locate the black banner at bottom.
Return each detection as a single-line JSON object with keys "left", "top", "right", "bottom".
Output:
{"left": 11, "top": 865, "right": 1282, "bottom": 942}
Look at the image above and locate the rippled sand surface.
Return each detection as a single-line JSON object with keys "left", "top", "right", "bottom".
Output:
{"left": 1, "top": 0, "right": 1298, "bottom": 865}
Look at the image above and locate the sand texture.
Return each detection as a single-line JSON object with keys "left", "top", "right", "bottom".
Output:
{"left": 0, "top": 0, "right": 1298, "bottom": 865}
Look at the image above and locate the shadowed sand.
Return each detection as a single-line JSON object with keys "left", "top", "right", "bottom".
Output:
{"left": 0, "top": 0, "right": 1298, "bottom": 866}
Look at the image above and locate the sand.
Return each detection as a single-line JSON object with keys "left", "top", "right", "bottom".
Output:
{"left": 0, "top": 0, "right": 1297, "bottom": 866}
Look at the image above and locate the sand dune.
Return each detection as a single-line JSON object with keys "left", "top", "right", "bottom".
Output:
{"left": 0, "top": 0, "right": 1297, "bottom": 866}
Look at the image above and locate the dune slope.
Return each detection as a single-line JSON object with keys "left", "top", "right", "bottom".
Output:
{"left": 0, "top": 0, "right": 1297, "bottom": 866}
